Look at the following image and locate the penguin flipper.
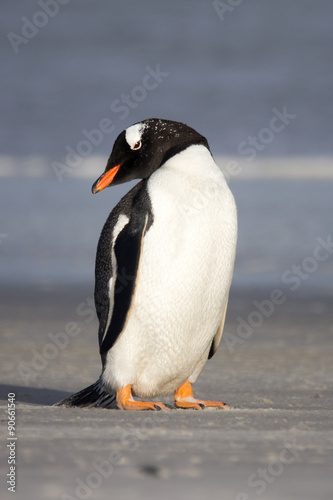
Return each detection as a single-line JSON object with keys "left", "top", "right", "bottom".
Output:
{"left": 99, "top": 212, "right": 149, "bottom": 357}
{"left": 208, "top": 300, "right": 229, "bottom": 359}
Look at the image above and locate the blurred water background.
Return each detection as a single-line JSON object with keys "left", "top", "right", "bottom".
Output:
{"left": 1, "top": 0, "right": 333, "bottom": 292}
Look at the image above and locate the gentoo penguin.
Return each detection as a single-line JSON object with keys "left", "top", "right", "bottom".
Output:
{"left": 57, "top": 118, "right": 237, "bottom": 410}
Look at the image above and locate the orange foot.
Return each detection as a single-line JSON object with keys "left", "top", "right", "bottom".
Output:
{"left": 116, "top": 385, "right": 169, "bottom": 411}
{"left": 174, "top": 381, "right": 229, "bottom": 410}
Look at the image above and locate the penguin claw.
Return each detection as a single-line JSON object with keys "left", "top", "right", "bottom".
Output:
{"left": 174, "top": 381, "right": 229, "bottom": 410}
{"left": 118, "top": 400, "right": 169, "bottom": 411}
{"left": 164, "top": 403, "right": 175, "bottom": 410}
{"left": 116, "top": 385, "right": 170, "bottom": 410}
{"left": 175, "top": 400, "right": 228, "bottom": 410}
{"left": 153, "top": 403, "right": 170, "bottom": 411}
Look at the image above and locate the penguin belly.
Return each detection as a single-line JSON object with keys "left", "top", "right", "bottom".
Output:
{"left": 102, "top": 147, "right": 237, "bottom": 398}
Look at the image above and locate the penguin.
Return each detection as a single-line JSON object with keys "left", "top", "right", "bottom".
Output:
{"left": 57, "top": 118, "right": 237, "bottom": 410}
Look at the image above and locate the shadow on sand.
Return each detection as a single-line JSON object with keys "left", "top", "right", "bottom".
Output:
{"left": 0, "top": 384, "right": 71, "bottom": 406}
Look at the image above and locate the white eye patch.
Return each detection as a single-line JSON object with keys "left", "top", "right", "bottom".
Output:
{"left": 125, "top": 123, "right": 146, "bottom": 150}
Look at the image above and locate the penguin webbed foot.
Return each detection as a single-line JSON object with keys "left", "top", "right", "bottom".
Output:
{"left": 174, "top": 381, "right": 229, "bottom": 410}
{"left": 116, "top": 385, "right": 170, "bottom": 411}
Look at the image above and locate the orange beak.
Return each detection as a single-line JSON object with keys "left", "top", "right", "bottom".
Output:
{"left": 92, "top": 164, "right": 121, "bottom": 194}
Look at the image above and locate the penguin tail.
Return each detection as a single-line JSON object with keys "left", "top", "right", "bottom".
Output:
{"left": 55, "top": 377, "right": 117, "bottom": 409}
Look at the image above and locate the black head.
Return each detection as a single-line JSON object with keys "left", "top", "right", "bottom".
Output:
{"left": 91, "top": 118, "right": 209, "bottom": 194}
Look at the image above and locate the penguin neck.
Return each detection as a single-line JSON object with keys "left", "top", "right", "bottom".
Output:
{"left": 160, "top": 144, "right": 218, "bottom": 179}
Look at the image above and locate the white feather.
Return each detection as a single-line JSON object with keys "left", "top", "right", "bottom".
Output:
{"left": 125, "top": 123, "right": 146, "bottom": 149}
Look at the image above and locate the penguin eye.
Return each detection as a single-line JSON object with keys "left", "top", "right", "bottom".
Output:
{"left": 131, "top": 140, "right": 142, "bottom": 150}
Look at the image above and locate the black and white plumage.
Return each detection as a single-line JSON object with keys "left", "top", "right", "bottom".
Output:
{"left": 57, "top": 118, "right": 237, "bottom": 411}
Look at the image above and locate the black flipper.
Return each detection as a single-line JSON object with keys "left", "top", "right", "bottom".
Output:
{"left": 55, "top": 377, "right": 117, "bottom": 408}
{"left": 95, "top": 180, "right": 153, "bottom": 364}
{"left": 93, "top": 182, "right": 147, "bottom": 349}
{"left": 99, "top": 213, "right": 148, "bottom": 357}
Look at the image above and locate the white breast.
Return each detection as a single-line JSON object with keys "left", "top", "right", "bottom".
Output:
{"left": 103, "top": 145, "right": 237, "bottom": 398}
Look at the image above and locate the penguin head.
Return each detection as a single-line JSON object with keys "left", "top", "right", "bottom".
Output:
{"left": 91, "top": 118, "right": 209, "bottom": 194}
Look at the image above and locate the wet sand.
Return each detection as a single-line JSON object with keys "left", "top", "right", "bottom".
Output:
{"left": 1, "top": 284, "right": 332, "bottom": 500}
